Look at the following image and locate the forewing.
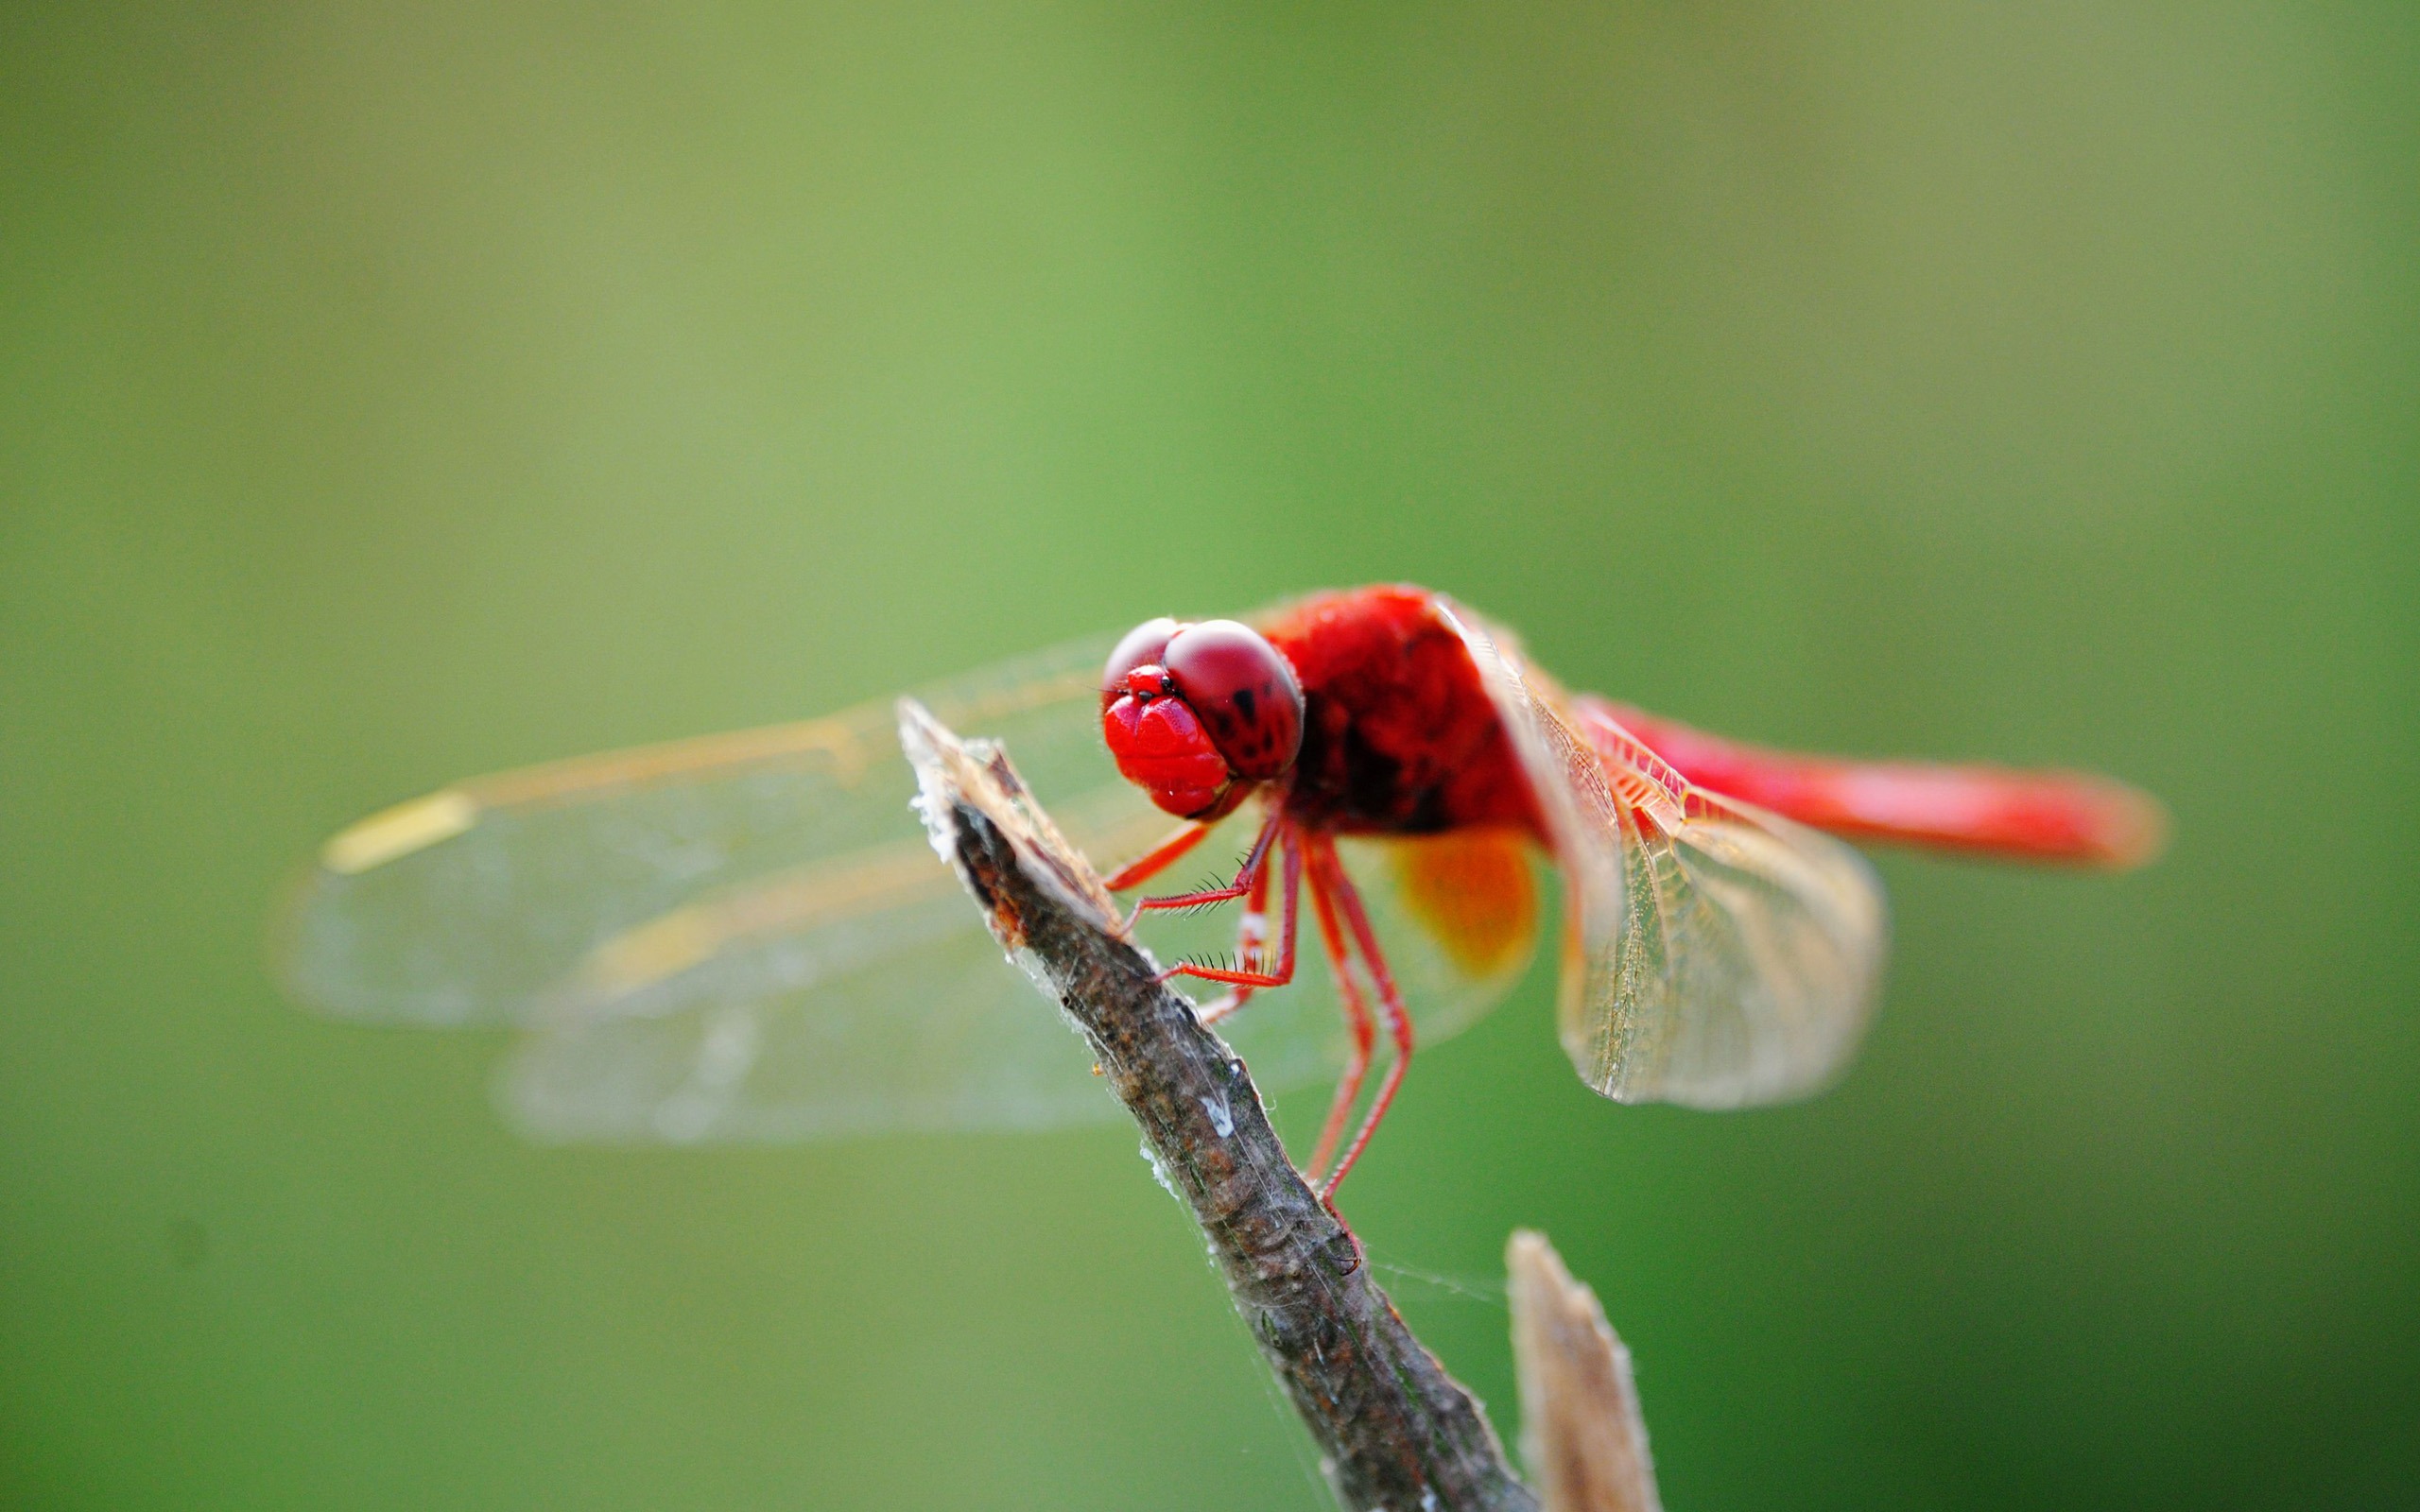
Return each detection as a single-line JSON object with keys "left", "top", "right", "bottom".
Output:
{"left": 1443, "top": 604, "right": 1888, "bottom": 1108}
{"left": 282, "top": 629, "right": 1535, "bottom": 1143}
{"left": 277, "top": 639, "right": 1122, "bottom": 1029}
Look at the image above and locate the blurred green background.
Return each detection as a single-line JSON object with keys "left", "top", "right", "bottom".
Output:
{"left": 6, "top": 3, "right": 2416, "bottom": 1507}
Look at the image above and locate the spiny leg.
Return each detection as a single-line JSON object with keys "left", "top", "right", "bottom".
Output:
{"left": 1303, "top": 848, "right": 1377, "bottom": 1183}
{"left": 1131, "top": 807, "right": 1281, "bottom": 924}
{"left": 1307, "top": 833, "right": 1416, "bottom": 1198}
{"left": 1102, "top": 820, "right": 1215, "bottom": 893}
{"left": 1195, "top": 854, "right": 1276, "bottom": 1028}
{"left": 1162, "top": 824, "right": 1300, "bottom": 991}
{"left": 1156, "top": 817, "right": 1297, "bottom": 987}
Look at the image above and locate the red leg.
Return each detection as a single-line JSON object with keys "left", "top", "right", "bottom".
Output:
{"left": 1159, "top": 820, "right": 1300, "bottom": 990}
{"left": 1196, "top": 851, "right": 1276, "bottom": 1028}
{"left": 1582, "top": 698, "right": 2167, "bottom": 868}
{"left": 1103, "top": 821, "right": 1215, "bottom": 892}
{"left": 1308, "top": 833, "right": 1415, "bottom": 1198}
{"left": 1302, "top": 849, "right": 1376, "bottom": 1184}
{"left": 1131, "top": 809, "right": 1280, "bottom": 920}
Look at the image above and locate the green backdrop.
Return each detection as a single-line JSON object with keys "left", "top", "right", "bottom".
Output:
{"left": 6, "top": 4, "right": 2415, "bottom": 1507}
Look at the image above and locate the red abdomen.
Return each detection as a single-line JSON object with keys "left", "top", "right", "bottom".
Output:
{"left": 1597, "top": 700, "right": 2167, "bottom": 868}
{"left": 1257, "top": 587, "right": 1542, "bottom": 837}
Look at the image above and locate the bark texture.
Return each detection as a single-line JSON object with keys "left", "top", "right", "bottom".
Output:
{"left": 902, "top": 699, "right": 1537, "bottom": 1512}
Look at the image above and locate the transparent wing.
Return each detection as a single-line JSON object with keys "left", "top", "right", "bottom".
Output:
{"left": 1443, "top": 604, "right": 1889, "bottom": 1108}
{"left": 280, "top": 637, "right": 1536, "bottom": 1143}
{"left": 499, "top": 811, "right": 1539, "bottom": 1144}
{"left": 277, "top": 638, "right": 1122, "bottom": 1028}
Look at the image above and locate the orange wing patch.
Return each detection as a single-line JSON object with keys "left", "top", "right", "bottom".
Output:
{"left": 1387, "top": 829, "right": 1541, "bottom": 980}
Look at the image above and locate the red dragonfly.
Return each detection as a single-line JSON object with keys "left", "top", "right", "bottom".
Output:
{"left": 280, "top": 585, "right": 2162, "bottom": 1191}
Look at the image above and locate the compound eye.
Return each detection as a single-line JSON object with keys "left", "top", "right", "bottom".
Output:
{"left": 1162, "top": 620, "right": 1304, "bottom": 782}
{"left": 1101, "top": 617, "right": 1181, "bottom": 698}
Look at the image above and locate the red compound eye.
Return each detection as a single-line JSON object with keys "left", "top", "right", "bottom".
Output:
{"left": 1102, "top": 615, "right": 1231, "bottom": 816}
{"left": 1162, "top": 620, "right": 1304, "bottom": 782}
{"left": 1101, "top": 617, "right": 1180, "bottom": 700}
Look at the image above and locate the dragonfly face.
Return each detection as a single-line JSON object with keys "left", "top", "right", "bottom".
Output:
{"left": 1099, "top": 617, "right": 1305, "bottom": 819}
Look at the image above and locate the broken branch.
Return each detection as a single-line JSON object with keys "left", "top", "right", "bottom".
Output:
{"left": 903, "top": 699, "right": 1536, "bottom": 1512}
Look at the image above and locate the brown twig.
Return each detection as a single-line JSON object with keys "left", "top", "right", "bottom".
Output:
{"left": 1507, "top": 1231, "right": 1663, "bottom": 1512}
{"left": 902, "top": 699, "right": 1538, "bottom": 1512}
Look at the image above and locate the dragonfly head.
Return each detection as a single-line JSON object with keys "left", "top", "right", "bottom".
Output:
{"left": 1101, "top": 617, "right": 1305, "bottom": 819}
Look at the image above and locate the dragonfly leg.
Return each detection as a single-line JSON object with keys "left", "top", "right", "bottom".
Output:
{"left": 1303, "top": 846, "right": 1376, "bottom": 1184}
{"left": 1193, "top": 853, "right": 1277, "bottom": 1027}
{"left": 1102, "top": 821, "right": 1215, "bottom": 893}
{"left": 1131, "top": 810, "right": 1281, "bottom": 924}
{"left": 1306, "top": 833, "right": 1415, "bottom": 1199}
{"left": 1158, "top": 820, "right": 1300, "bottom": 990}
